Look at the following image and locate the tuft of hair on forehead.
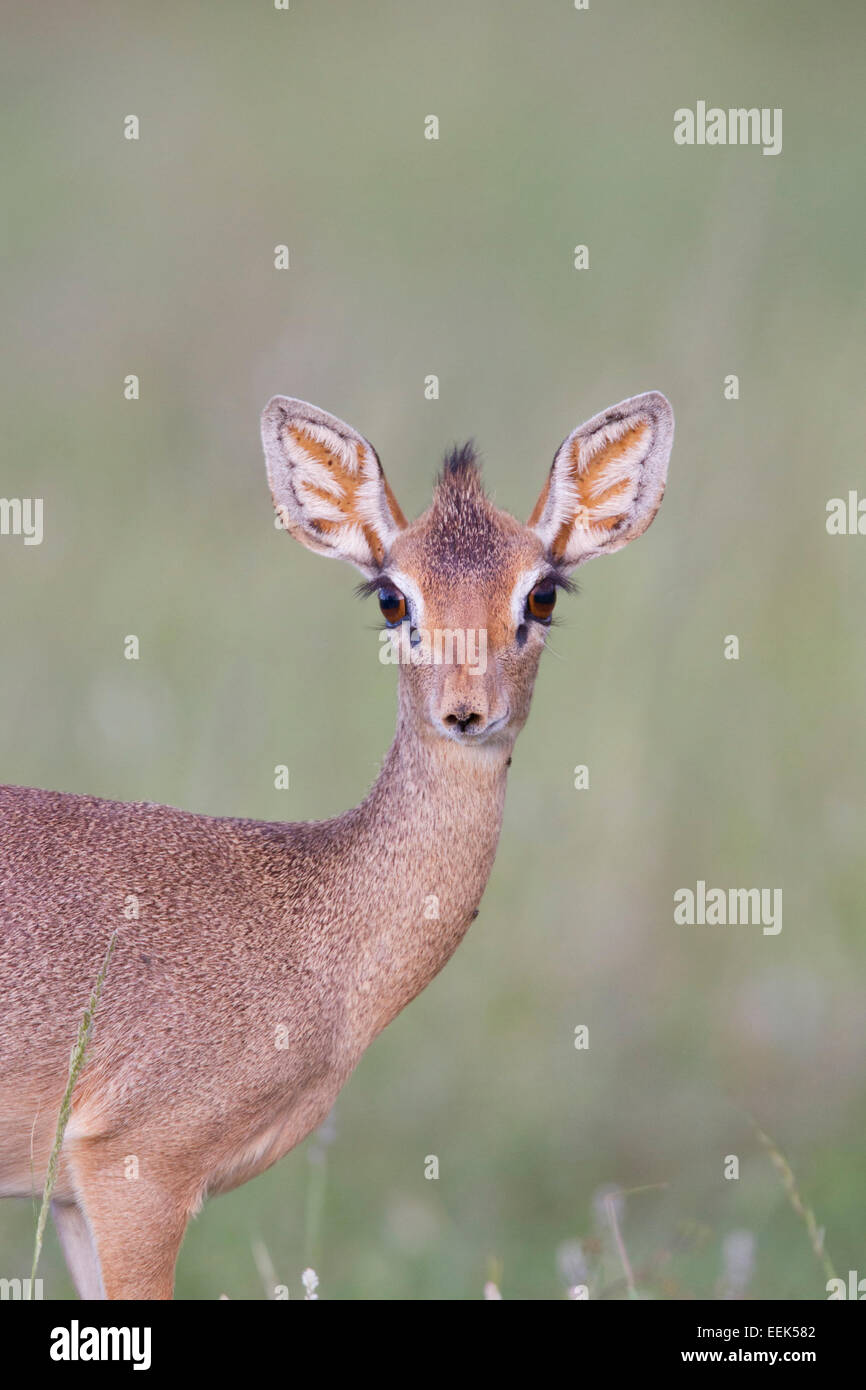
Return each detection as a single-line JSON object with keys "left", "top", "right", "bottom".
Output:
{"left": 436, "top": 440, "right": 483, "bottom": 496}
{"left": 431, "top": 440, "right": 491, "bottom": 532}
{"left": 419, "top": 439, "right": 518, "bottom": 574}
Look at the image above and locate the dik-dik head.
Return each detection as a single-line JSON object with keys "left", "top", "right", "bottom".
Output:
{"left": 261, "top": 392, "right": 674, "bottom": 751}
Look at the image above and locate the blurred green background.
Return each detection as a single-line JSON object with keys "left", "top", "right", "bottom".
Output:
{"left": 2, "top": 0, "right": 865, "bottom": 1299}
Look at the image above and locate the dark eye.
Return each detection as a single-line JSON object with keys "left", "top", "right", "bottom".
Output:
{"left": 526, "top": 583, "right": 557, "bottom": 624}
{"left": 378, "top": 585, "right": 407, "bottom": 627}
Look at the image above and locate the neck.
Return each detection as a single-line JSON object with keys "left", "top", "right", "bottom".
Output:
{"left": 331, "top": 694, "right": 512, "bottom": 1044}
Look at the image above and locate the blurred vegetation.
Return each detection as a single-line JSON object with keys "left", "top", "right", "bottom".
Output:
{"left": 2, "top": 0, "right": 865, "bottom": 1298}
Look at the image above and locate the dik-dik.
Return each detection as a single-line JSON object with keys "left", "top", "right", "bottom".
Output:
{"left": 0, "top": 390, "right": 673, "bottom": 1298}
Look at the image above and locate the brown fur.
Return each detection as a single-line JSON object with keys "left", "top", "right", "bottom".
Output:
{"left": 0, "top": 390, "right": 673, "bottom": 1298}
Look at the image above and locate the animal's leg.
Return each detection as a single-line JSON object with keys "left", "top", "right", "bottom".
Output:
{"left": 64, "top": 1138, "right": 194, "bottom": 1300}
{"left": 51, "top": 1198, "right": 106, "bottom": 1299}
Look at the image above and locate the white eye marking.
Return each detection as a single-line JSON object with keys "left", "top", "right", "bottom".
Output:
{"left": 385, "top": 569, "right": 425, "bottom": 628}
{"left": 509, "top": 567, "right": 546, "bottom": 630}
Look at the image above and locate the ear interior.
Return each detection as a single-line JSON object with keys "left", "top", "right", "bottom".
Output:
{"left": 530, "top": 391, "right": 674, "bottom": 568}
{"left": 261, "top": 397, "right": 406, "bottom": 574}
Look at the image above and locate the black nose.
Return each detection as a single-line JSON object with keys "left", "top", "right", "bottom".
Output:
{"left": 445, "top": 711, "right": 483, "bottom": 733}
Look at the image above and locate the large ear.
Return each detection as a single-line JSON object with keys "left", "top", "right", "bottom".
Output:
{"left": 261, "top": 396, "right": 407, "bottom": 576}
{"left": 528, "top": 391, "right": 674, "bottom": 570}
